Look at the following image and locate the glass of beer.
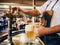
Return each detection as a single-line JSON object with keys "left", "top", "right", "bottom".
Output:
{"left": 25, "top": 25, "right": 35, "bottom": 44}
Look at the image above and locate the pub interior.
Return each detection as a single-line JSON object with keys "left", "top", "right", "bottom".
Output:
{"left": 0, "top": 0, "right": 60, "bottom": 45}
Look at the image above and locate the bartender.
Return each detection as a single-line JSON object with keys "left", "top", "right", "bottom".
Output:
{"left": 19, "top": 0, "right": 60, "bottom": 45}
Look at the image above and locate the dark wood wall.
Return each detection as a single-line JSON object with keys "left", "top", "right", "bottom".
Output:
{"left": 0, "top": 0, "right": 47, "bottom": 6}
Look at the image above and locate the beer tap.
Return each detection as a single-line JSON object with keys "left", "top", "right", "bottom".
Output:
{"left": 5, "top": 6, "right": 14, "bottom": 45}
{"left": 32, "top": 0, "right": 42, "bottom": 24}
{"left": 32, "top": 0, "right": 36, "bottom": 24}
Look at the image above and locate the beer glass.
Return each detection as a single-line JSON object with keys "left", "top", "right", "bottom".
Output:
{"left": 25, "top": 25, "right": 35, "bottom": 45}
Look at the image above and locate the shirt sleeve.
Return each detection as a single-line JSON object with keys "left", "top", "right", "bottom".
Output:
{"left": 36, "top": 0, "right": 51, "bottom": 14}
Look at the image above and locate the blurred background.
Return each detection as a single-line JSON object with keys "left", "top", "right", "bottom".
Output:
{"left": 0, "top": 0, "right": 47, "bottom": 32}
{"left": 0, "top": 0, "right": 47, "bottom": 45}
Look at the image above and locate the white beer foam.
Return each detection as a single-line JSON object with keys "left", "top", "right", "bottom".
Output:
{"left": 25, "top": 25, "right": 34, "bottom": 31}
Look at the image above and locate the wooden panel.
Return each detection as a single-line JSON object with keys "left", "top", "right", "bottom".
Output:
{"left": 0, "top": 0, "right": 47, "bottom": 6}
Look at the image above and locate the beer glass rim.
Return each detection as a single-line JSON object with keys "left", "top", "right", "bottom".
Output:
{"left": 25, "top": 25, "right": 34, "bottom": 31}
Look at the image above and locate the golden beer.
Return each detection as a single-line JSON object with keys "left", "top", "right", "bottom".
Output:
{"left": 25, "top": 25, "right": 35, "bottom": 39}
{"left": 26, "top": 31, "right": 35, "bottom": 39}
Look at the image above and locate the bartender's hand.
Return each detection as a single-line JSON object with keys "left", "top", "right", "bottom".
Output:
{"left": 34, "top": 23, "right": 48, "bottom": 37}
{"left": 19, "top": 7, "right": 41, "bottom": 16}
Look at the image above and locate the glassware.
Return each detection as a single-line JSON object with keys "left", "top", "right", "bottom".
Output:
{"left": 25, "top": 25, "right": 35, "bottom": 45}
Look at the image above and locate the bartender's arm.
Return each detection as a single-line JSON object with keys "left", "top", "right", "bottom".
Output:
{"left": 36, "top": 25, "right": 60, "bottom": 36}
{"left": 19, "top": 8, "right": 41, "bottom": 16}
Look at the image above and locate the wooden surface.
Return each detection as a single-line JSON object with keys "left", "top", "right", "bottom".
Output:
{"left": 0, "top": 0, "right": 46, "bottom": 6}
{"left": 0, "top": 30, "right": 45, "bottom": 45}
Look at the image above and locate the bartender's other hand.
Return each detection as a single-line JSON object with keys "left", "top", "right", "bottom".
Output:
{"left": 34, "top": 24, "right": 48, "bottom": 37}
